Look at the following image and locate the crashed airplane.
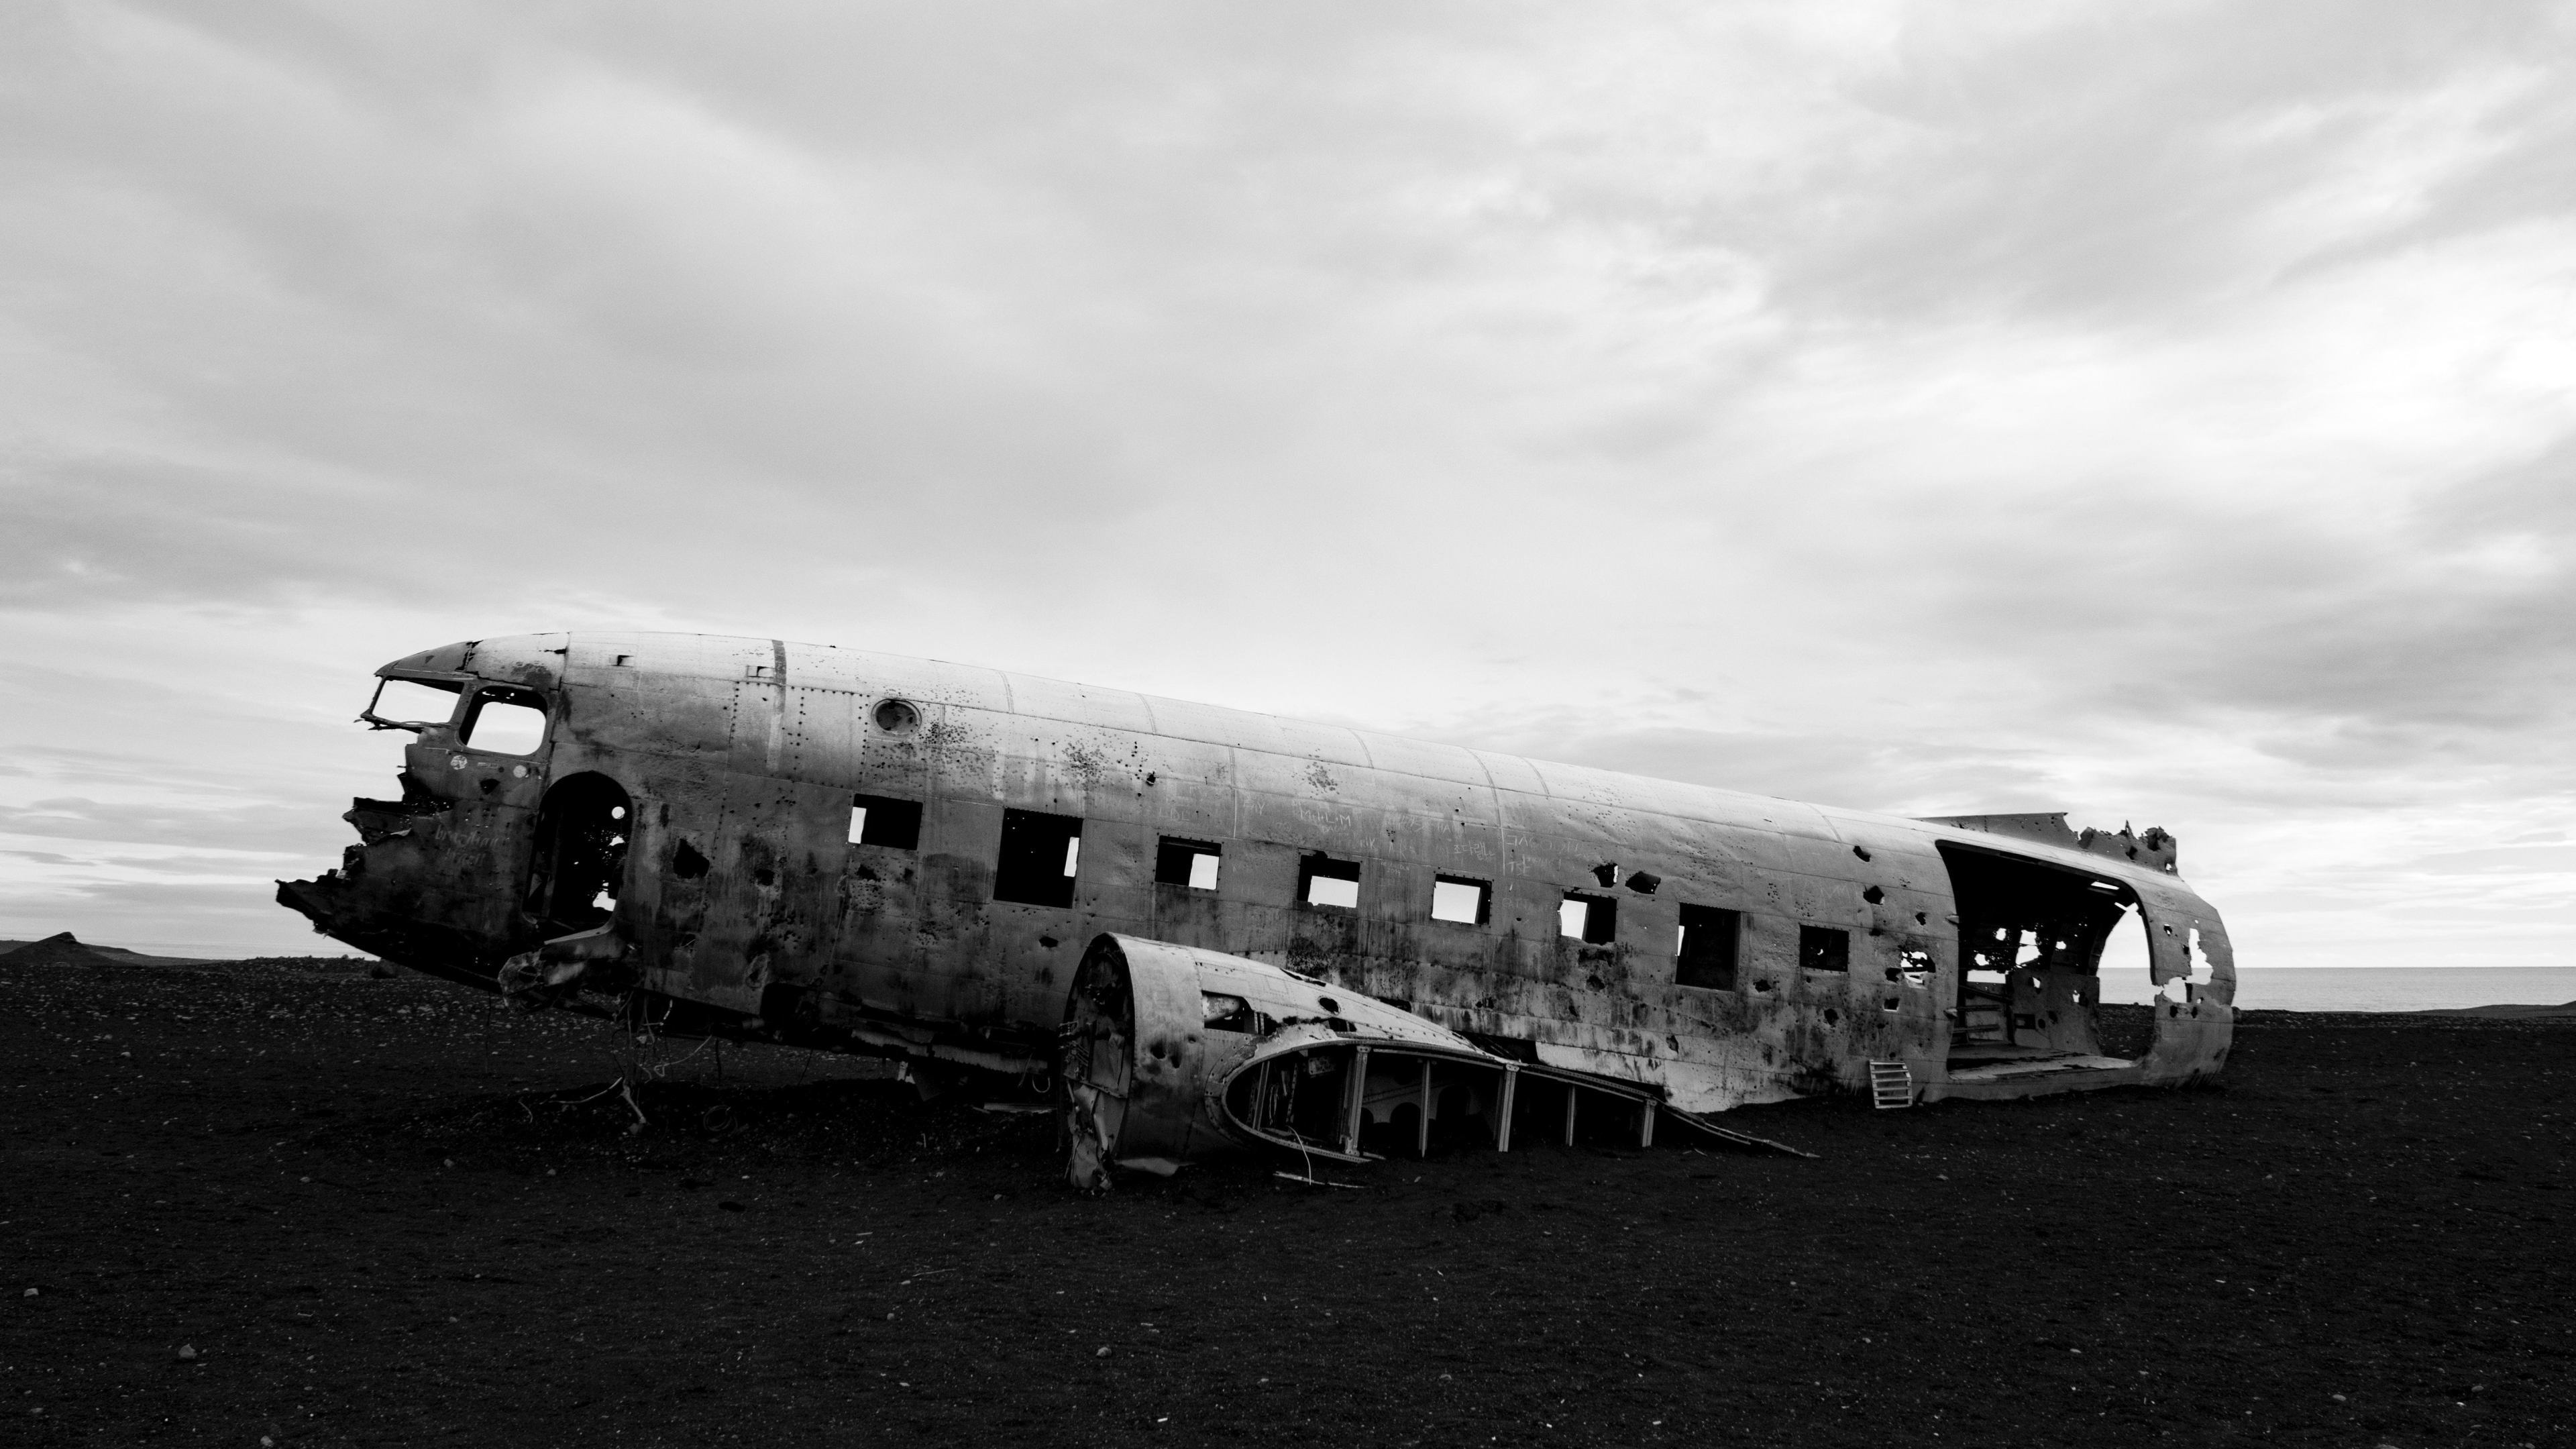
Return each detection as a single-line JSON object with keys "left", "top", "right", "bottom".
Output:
{"left": 280, "top": 633, "right": 2235, "bottom": 1186}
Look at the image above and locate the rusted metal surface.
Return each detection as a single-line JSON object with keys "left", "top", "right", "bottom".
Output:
{"left": 278, "top": 631, "right": 2237, "bottom": 1179}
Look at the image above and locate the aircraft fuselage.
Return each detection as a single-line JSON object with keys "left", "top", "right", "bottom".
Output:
{"left": 279, "top": 631, "right": 2236, "bottom": 1122}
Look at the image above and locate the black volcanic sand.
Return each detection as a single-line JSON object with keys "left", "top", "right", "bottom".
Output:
{"left": 3, "top": 948, "right": 2570, "bottom": 1448}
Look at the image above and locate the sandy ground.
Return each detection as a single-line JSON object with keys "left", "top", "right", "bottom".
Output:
{"left": 2, "top": 944, "right": 2569, "bottom": 1448}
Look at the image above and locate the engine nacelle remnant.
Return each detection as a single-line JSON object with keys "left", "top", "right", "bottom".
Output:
{"left": 277, "top": 631, "right": 2239, "bottom": 1185}
{"left": 1063, "top": 933, "right": 1499, "bottom": 1186}
{"left": 1060, "top": 933, "right": 1806, "bottom": 1189}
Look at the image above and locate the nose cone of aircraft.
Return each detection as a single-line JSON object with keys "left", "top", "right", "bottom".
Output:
{"left": 379, "top": 633, "right": 570, "bottom": 690}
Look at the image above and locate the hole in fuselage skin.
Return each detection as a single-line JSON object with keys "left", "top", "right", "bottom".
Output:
{"left": 1560, "top": 893, "right": 1617, "bottom": 944}
{"left": 1297, "top": 853, "right": 1362, "bottom": 910}
{"left": 1675, "top": 905, "right": 1741, "bottom": 991}
{"left": 1431, "top": 875, "right": 1489, "bottom": 923}
{"left": 1939, "top": 843, "right": 2136, "bottom": 1062}
{"left": 851, "top": 795, "right": 924, "bottom": 850}
{"left": 526, "top": 772, "right": 632, "bottom": 936}
{"left": 1156, "top": 838, "right": 1222, "bottom": 890}
{"left": 1798, "top": 926, "right": 1850, "bottom": 973}
{"left": 994, "top": 808, "right": 1083, "bottom": 908}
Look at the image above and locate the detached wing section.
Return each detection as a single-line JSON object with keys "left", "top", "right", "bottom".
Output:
{"left": 1059, "top": 933, "right": 1804, "bottom": 1189}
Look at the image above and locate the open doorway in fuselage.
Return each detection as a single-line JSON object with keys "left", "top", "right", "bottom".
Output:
{"left": 525, "top": 772, "right": 633, "bottom": 938}
{"left": 1935, "top": 843, "right": 2137, "bottom": 1070}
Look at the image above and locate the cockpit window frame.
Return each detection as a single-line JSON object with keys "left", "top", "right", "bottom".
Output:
{"left": 458, "top": 684, "right": 552, "bottom": 757}
{"left": 361, "top": 672, "right": 474, "bottom": 733}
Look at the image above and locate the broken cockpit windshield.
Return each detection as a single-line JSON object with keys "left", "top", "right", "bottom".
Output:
{"left": 364, "top": 677, "right": 463, "bottom": 731}
{"left": 362, "top": 677, "right": 548, "bottom": 755}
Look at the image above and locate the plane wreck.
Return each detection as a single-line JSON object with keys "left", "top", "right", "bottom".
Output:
{"left": 278, "top": 633, "right": 2236, "bottom": 1187}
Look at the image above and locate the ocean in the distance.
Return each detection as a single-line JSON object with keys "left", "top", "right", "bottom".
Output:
{"left": 2099, "top": 966, "right": 2576, "bottom": 1013}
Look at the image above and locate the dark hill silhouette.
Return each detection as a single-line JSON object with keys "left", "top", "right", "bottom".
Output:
{"left": 0, "top": 933, "right": 223, "bottom": 968}
{"left": 2415, "top": 999, "right": 2576, "bottom": 1018}
{"left": 0, "top": 932, "right": 113, "bottom": 968}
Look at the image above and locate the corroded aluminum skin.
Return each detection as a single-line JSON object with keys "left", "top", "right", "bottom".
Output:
{"left": 278, "top": 631, "right": 2235, "bottom": 1112}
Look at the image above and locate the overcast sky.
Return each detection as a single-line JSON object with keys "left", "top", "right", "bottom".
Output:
{"left": 3, "top": 1, "right": 2570, "bottom": 972}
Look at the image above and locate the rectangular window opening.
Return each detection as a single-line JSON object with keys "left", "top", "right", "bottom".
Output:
{"left": 1675, "top": 904, "right": 1741, "bottom": 990}
{"left": 1299, "top": 853, "right": 1361, "bottom": 910}
{"left": 1430, "top": 875, "right": 1489, "bottom": 925}
{"left": 1155, "top": 837, "right": 1223, "bottom": 891}
{"left": 993, "top": 808, "right": 1084, "bottom": 908}
{"left": 1798, "top": 924, "right": 1850, "bottom": 973}
{"left": 460, "top": 686, "right": 548, "bottom": 755}
{"left": 849, "top": 794, "right": 923, "bottom": 851}
{"left": 1560, "top": 892, "right": 1617, "bottom": 945}
{"left": 365, "top": 676, "right": 464, "bottom": 731}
